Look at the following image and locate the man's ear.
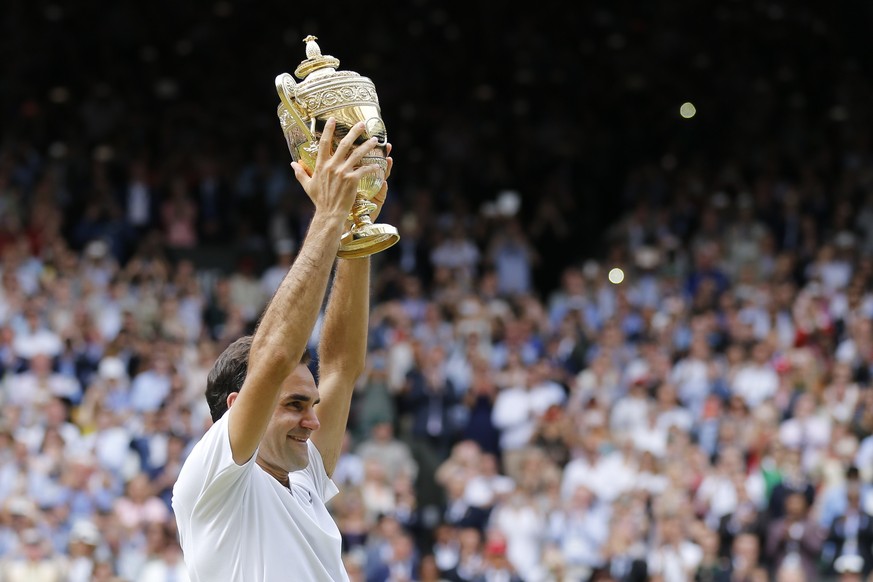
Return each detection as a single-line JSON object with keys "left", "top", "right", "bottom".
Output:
{"left": 226, "top": 392, "right": 240, "bottom": 409}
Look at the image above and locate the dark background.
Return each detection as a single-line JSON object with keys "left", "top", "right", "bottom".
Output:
{"left": 2, "top": 0, "right": 872, "bottom": 290}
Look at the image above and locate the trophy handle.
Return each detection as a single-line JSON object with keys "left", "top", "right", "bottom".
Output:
{"left": 275, "top": 73, "right": 315, "bottom": 141}
{"left": 275, "top": 73, "right": 320, "bottom": 170}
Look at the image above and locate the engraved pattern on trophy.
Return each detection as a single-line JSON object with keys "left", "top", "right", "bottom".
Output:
{"left": 299, "top": 83, "right": 380, "bottom": 114}
{"left": 277, "top": 106, "right": 313, "bottom": 164}
{"left": 274, "top": 35, "right": 400, "bottom": 258}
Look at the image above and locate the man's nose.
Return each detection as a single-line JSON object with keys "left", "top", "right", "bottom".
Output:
{"left": 301, "top": 408, "right": 320, "bottom": 430}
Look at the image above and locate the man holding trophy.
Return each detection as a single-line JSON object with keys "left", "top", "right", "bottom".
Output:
{"left": 172, "top": 37, "right": 398, "bottom": 581}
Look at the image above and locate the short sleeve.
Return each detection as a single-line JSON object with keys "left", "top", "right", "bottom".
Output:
{"left": 289, "top": 441, "right": 339, "bottom": 503}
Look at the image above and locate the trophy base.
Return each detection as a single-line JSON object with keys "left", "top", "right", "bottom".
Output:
{"left": 337, "top": 223, "right": 400, "bottom": 259}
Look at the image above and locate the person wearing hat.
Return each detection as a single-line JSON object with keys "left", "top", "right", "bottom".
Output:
{"left": 4, "top": 496, "right": 40, "bottom": 547}
{"left": 67, "top": 520, "right": 102, "bottom": 582}
{"left": 0, "top": 528, "right": 66, "bottom": 582}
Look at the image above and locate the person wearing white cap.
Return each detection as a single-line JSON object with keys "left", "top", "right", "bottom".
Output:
{"left": 67, "top": 520, "right": 101, "bottom": 582}
{"left": 0, "top": 527, "right": 66, "bottom": 582}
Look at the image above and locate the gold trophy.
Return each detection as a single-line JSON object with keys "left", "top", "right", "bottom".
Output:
{"left": 275, "top": 36, "right": 399, "bottom": 259}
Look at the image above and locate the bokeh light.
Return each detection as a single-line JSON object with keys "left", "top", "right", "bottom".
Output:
{"left": 680, "top": 102, "right": 697, "bottom": 118}
{"left": 608, "top": 267, "right": 625, "bottom": 284}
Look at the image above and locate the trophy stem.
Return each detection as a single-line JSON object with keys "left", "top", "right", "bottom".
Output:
{"left": 350, "top": 197, "right": 377, "bottom": 229}
{"left": 338, "top": 196, "right": 399, "bottom": 259}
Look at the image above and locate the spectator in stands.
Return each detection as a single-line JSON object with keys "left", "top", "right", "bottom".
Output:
{"left": 160, "top": 176, "right": 198, "bottom": 250}
{"left": 477, "top": 528, "right": 524, "bottom": 582}
{"left": 764, "top": 490, "right": 825, "bottom": 581}
{"left": 66, "top": 519, "right": 101, "bottom": 582}
{"left": 365, "top": 528, "right": 419, "bottom": 582}
{"left": 429, "top": 222, "right": 480, "bottom": 293}
{"left": 731, "top": 341, "right": 779, "bottom": 410}
{"left": 404, "top": 343, "right": 461, "bottom": 460}
{"left": 646, "top": 512, "right": 703, "bottom": 582}
{"left": 779, "top": 391, "right": 832, "bottom": 474}
{"left": 260, "top": 238, "right": 296, "bottom": 301}
{"left": 491, "top": 356, "right": 566, "bottom": 481}
{"left": 439, "top": 526, "right": 485, "bottom": 581}
{"left": 822, "top": 474, "right": 873, "bottom": 579}
{"left": 459, "top": 357, "right": 502, "bottom": 459}
{"left": 722, "top": 531, "right": 767, "bottom": 582}
{"left": 134, "top": 522, "right": 190, "bottom": 582}
{"left": 356, "top": 420, "right": 419, "bottom": 484}
{"left": 113, "top": 474, "right": 169, "bottom": 534}
{"left": 5, "top": 351, "right": 79, "bottom": 408}
{"left": 0, "top": 527, "right": 66, "bottom": 582}
{"left": 485, "top": 216, "right": 539, "bottom": 298}
{"left": 128, "top": 350, "right": 173, "bottom": 414}
{"left": 546, "top": 483, "right": 610, "bottom": 577}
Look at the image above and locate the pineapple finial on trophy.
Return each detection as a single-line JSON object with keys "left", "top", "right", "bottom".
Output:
{"left": 303, "top": 35, "right": 320, "bottom": 59}
{"left": 295, "top": 36, "right": 340, "bottom": 79}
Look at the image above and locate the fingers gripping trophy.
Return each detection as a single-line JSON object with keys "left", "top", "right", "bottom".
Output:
{"left": 275, "top": 36, "right": 400, "bottom": 258}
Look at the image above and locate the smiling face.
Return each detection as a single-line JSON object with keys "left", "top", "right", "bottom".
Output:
{"left": 256, "top": 364, "right": 321, "bottom": 477}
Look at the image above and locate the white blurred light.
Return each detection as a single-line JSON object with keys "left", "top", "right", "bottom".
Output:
{"left": 495, "top": 190, "right": 521, "bottom": 217}
{"left": 608, "top": 268, "right": 625, "bottom": 285}
{"left": 680, "top": 102, "right": 697, "bottom": 119}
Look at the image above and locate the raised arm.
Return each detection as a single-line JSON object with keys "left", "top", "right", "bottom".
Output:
{"left": 227, "top": 119, "right": 378, "bottom": 464}
{"left": 312, "top": 148, "right": 393, "bottom": 476}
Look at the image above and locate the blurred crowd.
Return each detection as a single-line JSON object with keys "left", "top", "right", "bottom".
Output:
{"left": 3, "top": 1, "right": 873, "bottom": 581}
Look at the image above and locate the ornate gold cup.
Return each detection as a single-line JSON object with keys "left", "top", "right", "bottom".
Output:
{"left": 275, "top": 36, "right": 400, "bottom": 259}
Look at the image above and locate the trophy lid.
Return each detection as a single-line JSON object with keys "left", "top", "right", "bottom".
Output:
{"left": 294, "top": 36, "right": 342, "bottom": 80}
{"left": 280, "top": 35, "right": 384, "bottom": 143}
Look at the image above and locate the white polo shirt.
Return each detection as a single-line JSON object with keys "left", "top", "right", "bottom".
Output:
{"left": 172, "top": 414, "right": 348, "bottom": 582}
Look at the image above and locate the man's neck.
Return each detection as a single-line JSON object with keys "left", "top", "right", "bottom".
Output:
{"left": 256, "top": 457, "right": 290, "bottom": 487}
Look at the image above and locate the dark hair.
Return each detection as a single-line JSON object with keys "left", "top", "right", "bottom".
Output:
{"left": 205, "top": 335, "right": 311, "bottom": 422}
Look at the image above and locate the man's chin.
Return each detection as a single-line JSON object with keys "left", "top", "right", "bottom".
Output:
{"left": 287, "top": 455, "right": 310, "bottom": 473}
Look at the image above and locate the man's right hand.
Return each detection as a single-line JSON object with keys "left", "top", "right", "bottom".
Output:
{"left": 290, "top": 117, "right": 380, "bottom": 220}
